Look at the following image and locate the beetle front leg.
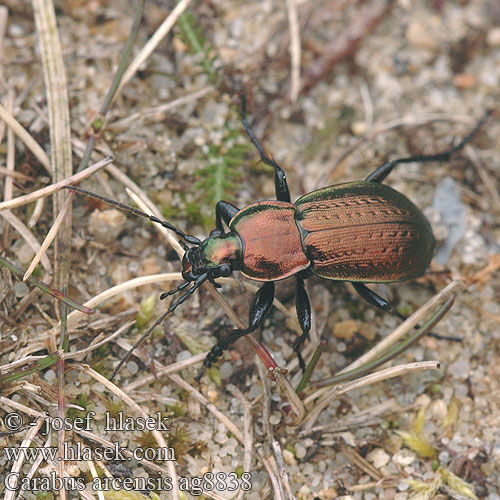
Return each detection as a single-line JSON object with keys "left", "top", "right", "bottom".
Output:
{"left": 196, "top": 281, "right": 275, "bottom": 380}
{"left": 214, "top": 200, "right": 239, "bottom": 234}
{"left": 239, "top": 91, "right": 291, "bottom": 203}
{"left": 293, "top": 277, "right": 312, "bottom": 372}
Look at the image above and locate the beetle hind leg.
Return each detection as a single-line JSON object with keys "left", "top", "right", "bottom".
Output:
{"left": 365, "top": 110, "right": 491, "bottom": 183}
{"left": 196, "top": 281, "right": 275, "bottom": 381}
{"left": 352, "top": 282, "right": 462, "bottom": 342}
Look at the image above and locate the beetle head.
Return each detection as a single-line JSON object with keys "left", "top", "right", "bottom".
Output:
{"left": 181, "top": 232, "right": 241, "bottom": 282}
{"left": 160, "top": 231, "right": 242, "bottom": 304}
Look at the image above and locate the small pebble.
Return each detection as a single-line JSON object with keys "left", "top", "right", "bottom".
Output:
{"left": 392, "top": 449, "right": 416, "bottom": 467}
{"left": 487, "top": 27, "right": 500, "bottom": 46}
{"left": 219, "top": 361, "right": 233, "bottom": 379}
{"left": 453, "top": 73, "right": 477, "bottom": 89}
{"left": 295, "top": 443, "right": 307, "bottom": 459}
{"left": 44, "top": 369, "right": 56, "bottom": 382}
{"left": 127, "top": 361, "right": 139, "bottom": 375}
{"left": 269, "top": 413, "right": 281, "bottom": 425}
{"left": 88, "top": 209, "right": 126, "bottom": 245}
{"left": 333, "top": 320, "right": 358, "bottom": 340}
{"left": 282, "top": 449, "right": 296, "bottom": 465}
{"left": 13, "top": 281, "right": 29, "bottom": 298}
{"left": 367, "top": 448, "right": 390, "bottom": 468}
{"left": 406, "top": 19, "right": 439, "bottom": 51}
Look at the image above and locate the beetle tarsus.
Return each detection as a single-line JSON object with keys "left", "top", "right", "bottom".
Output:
{"left": 352, "top": 282, "right": 392, "bottom": 312}
{"left": 294, "top": 277, "right": 312, "bottom": 372}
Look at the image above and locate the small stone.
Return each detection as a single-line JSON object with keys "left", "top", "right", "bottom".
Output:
{"left": 367, "top": 448, "right": 390, "bottom": 468}
{"left": 448, "top": 357, "right": 470, "bottom": 379}
{"left": 127, "top": 361, "right": 139, "bottom": 375}
{"left": 16, "top": 243, "right": 35, "bottom": 266}
{"left": 487, "top": 27, "right": 500, "bottom": 47}
{"left": 13, "top": 281, "right": 29, "bottom": 298}
{"left": 317, "top": 489, "right": 338, "bottom": 500}
{"left": 358, "top": 323, "right": 376, "bottom": 341}
{"left": 406, "top": 19, "right": 439, "bottom": 51}
{"left": 333, "top": 320, "right": 358, "bottom": 340}
{"left": 282, "top": 449, "right": 297, "bottom": 465}
{"left": 219, "top": 361, "right": 233, "bottom": 379}
{"left": 430, "top": 399, "right": 447, "bottom": 420}
{"left": 392, "top": 449, "right": 416, "bottom": 467}
{"left": 88, "top": 209, "right": 126, "bottom": 245}
{"left": 453, "top": 73, "right": 477, "bottom": 90}
{"left": 295, "top": 443, "right": 307, "bottom": 459}
{"left": 269, "top": 413, "right": 281, "bottom": 425}
{"left": 44, "top": 369, "right": 56, "bottom": 382}
{"left": 351, "top": 121, "right": 367, "bottom": 137}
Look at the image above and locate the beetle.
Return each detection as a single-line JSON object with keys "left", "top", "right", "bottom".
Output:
{"left": 66, "top": 95, "right": 489, "bottom": 381}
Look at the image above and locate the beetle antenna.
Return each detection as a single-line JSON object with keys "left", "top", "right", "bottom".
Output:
{"left": 63, "top": 185, "right": 201, "bottom": 246}
{"left": 110, "top": 273, "right": 208, "bottom": 381}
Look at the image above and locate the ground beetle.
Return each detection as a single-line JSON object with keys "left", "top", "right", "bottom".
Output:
{"left": 67, "top": 95, "right": 489, "bottom": 381}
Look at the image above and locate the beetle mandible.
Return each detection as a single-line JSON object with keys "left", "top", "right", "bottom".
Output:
{"left": 67, "top": 95, "right": 489, "bottom": 381}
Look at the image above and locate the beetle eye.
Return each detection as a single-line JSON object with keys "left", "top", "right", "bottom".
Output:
{"left": 218, "top": 263, "right": 232, "bottom": 277}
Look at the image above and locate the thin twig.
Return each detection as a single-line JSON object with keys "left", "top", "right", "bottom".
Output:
{"left": 117, "top": 0, "right": 194, "bottom": 96}
{"left": 285, "top": 0, "right": 301, "bottom": 103}
{"left": 0, "top": 210, "right": 52, "bottom": 273}
{"left": 3, "top": 417, "right": 44, "bottom": 500}
{"left": 0, "top": 102, "right": 51, "bottom": 173}
{"left": 302, "top": 361, "right": 440, "bottom": 430}
{"left": 23, "top": 192, "right": 73, "bottom": 281}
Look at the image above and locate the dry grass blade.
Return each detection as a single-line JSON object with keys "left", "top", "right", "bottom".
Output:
{"left": 465, "top": 144, "right": 500, "bottom": 212}
{"left": 285, "top": 0, "right": 301, "bottom": 102}
{"left": 272, "top": 440, "right": 296, "bottom": 499}
{"left": 117, "top": 0, "right": 194, "bottom": 96}
{"left": 0, "top": 210, "right": 52, "bottom": 273}
{"left": 22, "top": 192, "right": 73, "bottom": 281}
{"left": 3, "top": 417, "right": 44, "bottom": 500}
{"left": 61, "top": 320, "right": 135, "bottom": 360}
{"left": 0, "top": 102, "right": 51, "bottom": 172}
{"left": 33, "top": 0, "right": 73, "bottom": 302}
{"left": 302, "top": 361, "right": 440, "bottom": 431}
{"left": 109, "top": 85, "right": 215, "bottom": 131}
{"left": 76, "top": 364, "right": 180, "bottom": 496}
{"left": 0, "top": 157, "right": 112, "bottom": 211}
{"left": 227, "top": 385, "right": 254, "bottom": 500}
{"left": 2, "top": 88, "right": 14, "bottom": 251}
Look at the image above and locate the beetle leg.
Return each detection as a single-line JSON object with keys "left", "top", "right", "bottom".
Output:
{"left": 293, "top": 277, "right": 312, "bottom": 372}
{"left": 352, "top": 282, "right": 462, "bottom": 342}
{"left": 239, "top": 91, "right": 291, "bottom": 203}
{"left": 215, "top": 201, "right": 239, "bottom": 232}
{"left": 365, "top": 110, "right": 491, "bottom": 183}
{"left": 352, "top": 282, "right": 393, "bottom": 313}
{"left": 196, "top": 281, "right": 275, "bottom": 381}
